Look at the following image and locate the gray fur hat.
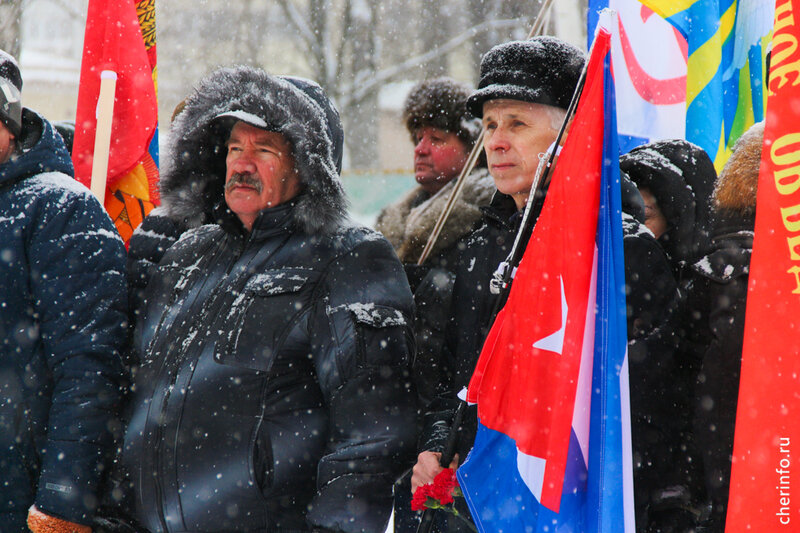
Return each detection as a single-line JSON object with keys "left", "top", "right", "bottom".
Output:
{"left": 467, "top": 36, "right": 586, "bottom": 117}
{"left": 0, "top": 50, "right": 22, "bottom": 137}
{"left": 403, "top": 77, "right": 481, "bottom": 147}
{"left": 161, "top": 66, "right": 347, "bottom": 234}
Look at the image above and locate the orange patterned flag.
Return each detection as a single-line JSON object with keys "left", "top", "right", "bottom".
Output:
{"left": 73, "top": 0, "right": 159, "bottom": 245}
{"left": 726, "top": 0, "right": 800, "bottom": 530}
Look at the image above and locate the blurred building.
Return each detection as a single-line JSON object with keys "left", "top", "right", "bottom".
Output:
{"left": 18, "top": 0, "right": 84, "bottom": 123}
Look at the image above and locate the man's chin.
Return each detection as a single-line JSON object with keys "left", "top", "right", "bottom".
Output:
{"left": 415, "top": 174, "right": 440, "bottom": 185}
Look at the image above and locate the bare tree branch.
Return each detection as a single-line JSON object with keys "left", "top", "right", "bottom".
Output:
{"left": 340, "top": 18, "right": 523, "bottom": 107}
{"left": 276, "top": 0, "right": 325, "bottom": 62}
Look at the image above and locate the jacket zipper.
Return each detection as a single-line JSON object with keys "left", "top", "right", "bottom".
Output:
{"left": 149, "top": 235, "right": 245, "bottom": 532}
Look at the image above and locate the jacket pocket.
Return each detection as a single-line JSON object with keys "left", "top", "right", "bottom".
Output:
{"left": 348, "top": 303, "right": 412, "bottom": 368}
{"left": 215, "top": 269, "right": 312, "bottom": 373}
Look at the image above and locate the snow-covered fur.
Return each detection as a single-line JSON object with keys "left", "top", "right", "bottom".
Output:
{"left": 467, "top": 36, "right": 586, "bottom": 117}
{"left": 375, "top": 167, "right": 495, "bottom": 263}
{"left": 714, "top": 121, "right": 763, "bottom": 215}
{"left": 403, "top": 78, "right": 481, "bottom": 147}
{"left": 160, "top": 66, "right": 347, "bottom": 234}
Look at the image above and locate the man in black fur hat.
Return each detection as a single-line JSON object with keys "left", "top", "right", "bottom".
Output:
{"left": 113, "top": 67, "right": 417, "bottom": 533}
{"left": 411, "top": 37, "right": 678, "bottom": 531}
{"left": 376, "top": 78, "right": 494, "bottom": 270}
{"left": 376, "top": 79, "right": 495, "bottom": 405}
{"left": 376, "top": 78, "right": 495, "bottom": 533}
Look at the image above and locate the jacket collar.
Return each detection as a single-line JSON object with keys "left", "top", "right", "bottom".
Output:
{"left": 216, "top": 197, "right": 299, "bottom": 241}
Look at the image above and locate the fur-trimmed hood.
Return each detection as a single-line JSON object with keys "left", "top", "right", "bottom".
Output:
{"left": 714, "top": 121, "right": 763, "bottom": 215}
{"left": 160, "top": 66, "right": 347, "bottom": 235}
{"left": 375, "top": 167, "right": 495, "bottom": 263}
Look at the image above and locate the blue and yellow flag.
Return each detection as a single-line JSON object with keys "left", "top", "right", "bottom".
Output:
{"left": 638, "top": 0, "right": 773, "bottom": 169}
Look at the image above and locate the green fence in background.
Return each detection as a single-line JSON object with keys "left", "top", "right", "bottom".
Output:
{"left": 340, "top": 172, "right": 417, "bottom": 228}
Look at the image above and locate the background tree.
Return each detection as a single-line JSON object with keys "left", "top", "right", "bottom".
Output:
{"left": 0, "top": 0, "right": 26, "bottom": 58}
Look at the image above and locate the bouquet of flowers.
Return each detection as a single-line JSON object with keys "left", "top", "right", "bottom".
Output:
{"left": 411, "top": 468, "right": 477, "bottom": 531}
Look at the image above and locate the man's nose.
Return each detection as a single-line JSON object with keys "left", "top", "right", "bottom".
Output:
{"left": 486, "top": 128, "right": 509, "bottom": 152}
{"left": 230, "top": 150, "right": 258, "bottom": 172}
{"left": 414, "top": 137, "right": 431, "bottom": 155}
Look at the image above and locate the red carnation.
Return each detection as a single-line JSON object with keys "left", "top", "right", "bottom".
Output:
{"left": 411, "top": 483, "right": 433, "bottom": 512}
{"left": 430, "top": 468, "right": 458, "bottom": 505}
{"left": 410, "top": 468, "right": 476, "bottom": 531}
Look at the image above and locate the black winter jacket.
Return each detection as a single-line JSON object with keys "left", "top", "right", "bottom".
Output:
{"left": 421, "top": 183, "right": 677, "bottom": 459}
{"left": 116, "top": 67, "right": 417, "bottom": 533}
{"left": 119, "top": 203, "right": 417, "bottom": 532}
{"left": 688, "top": 211, "right": 754, "bottom": 532}
{"left": 0, "top": 109, "right": 127, "bottom": 531}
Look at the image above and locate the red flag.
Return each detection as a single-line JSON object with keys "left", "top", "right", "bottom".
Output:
{"left": 73, "top": 0, "right": 158, "bottom": 243}
{"left": 726, "top": 0, "right": 800, "bottom": 530}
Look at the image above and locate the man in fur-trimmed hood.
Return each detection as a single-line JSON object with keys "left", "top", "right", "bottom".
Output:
{"left": 115, "top": 66, "right": 417, "bottom": 533}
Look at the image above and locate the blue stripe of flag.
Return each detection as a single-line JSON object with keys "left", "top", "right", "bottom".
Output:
{"left": 586, "top": 47, "right": 633, "bottom": 533}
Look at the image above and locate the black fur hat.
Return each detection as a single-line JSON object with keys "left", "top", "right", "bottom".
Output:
{"left": 0, "top": 50, "right": 22, "bottom": 92}
{"left": 467, "top": 36, "right": 586, "bottom": 117}
{"left": 403, "top": 78, "right": 481, "bottom": 147}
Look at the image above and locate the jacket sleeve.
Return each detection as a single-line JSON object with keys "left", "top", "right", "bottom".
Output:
{"left": 126, "top": 208, "right": 186, "bottom": 318}
{"left": 306, "top": 236, "right": 417, "bottom": 533}
{"left": 27, "top": 183, "right": 128, "bottom": 525}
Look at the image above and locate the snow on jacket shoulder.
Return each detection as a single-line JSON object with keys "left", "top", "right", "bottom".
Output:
{"left": 0, "top": 109, "right": 127, "bottom": 532}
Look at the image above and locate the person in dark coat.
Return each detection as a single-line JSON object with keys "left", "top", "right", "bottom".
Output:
{"left": 621, "top": 140, "right": 718, "bottom": 531}
{"left": 689, "top": 121, "right": 762, "bottom": 533}
{"left": 375, "top": 78, "right": 495, "bottom": 406}
{"left": 620, "top": 139, "right": 716, "bottom": 282}
{"left": 0, "top": 50, "right": 128, "bottom": 533}
{"left": 374, "top": 78, "right": 495, "bottom": 533}
{"left": 411, "top": 37, "right": 678, "bottom": 532}
{"left": 112, "top": 66, "right": 417, "bottom": 533}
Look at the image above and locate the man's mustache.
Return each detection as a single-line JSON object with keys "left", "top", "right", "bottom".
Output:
{"left": 226, "top": 173, "right": 263, "bottom": 193}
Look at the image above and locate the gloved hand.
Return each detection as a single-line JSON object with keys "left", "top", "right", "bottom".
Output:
{"left": 27, "top": 505, "right": 92, "bottom": 533}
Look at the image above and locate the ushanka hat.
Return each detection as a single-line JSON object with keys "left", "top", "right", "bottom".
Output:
{"left": 403, "top": 77, "right": 481, "bottom": 147}
{"left": 0, "top": 50, "right": 22, "bottom": 137}
{"left": 467, "top": 36, "right": 586, "bottom": 117}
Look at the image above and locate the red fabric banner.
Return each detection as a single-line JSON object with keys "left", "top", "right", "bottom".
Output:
{"left": 73, "top": 0, "right": 158, "bottom": 243}
{"left": 726, "top": 0, "right": 800, "bottom": 529}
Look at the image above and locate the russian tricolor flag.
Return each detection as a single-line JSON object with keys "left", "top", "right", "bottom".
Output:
{"left": 457, "top": 20, "right": 635, "bottom": 533}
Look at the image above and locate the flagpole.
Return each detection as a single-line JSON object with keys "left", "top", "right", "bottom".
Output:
{"left": 90, "top": 70, "right": 117, "bottom": 205}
